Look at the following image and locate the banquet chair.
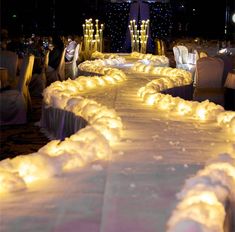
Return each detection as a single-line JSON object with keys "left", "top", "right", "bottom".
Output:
{"left": 193, "top": 57, "right": 225, "bottom": 106}
{"left": 0, "top": 55, "right": 35, "bottom": 125}
{"left": 177, "top": 45, "right": 189, "bottom": 64}
{"left": 29, "top": 51, "right": 49, "bottom": 97}
{"left": 215, "top": 55, "right": 233, "bottom": 86}
{"left": 155, "top": 39, "right": 165, "bottom": 56}
{"left": 189, "top": 49, "right": 199, "bottom": 65}
{"left": 173, "top": 46, "right": 192, "bottom": 72}
{"left": 173, "top": 46, "right": 182, "bottom": 68}
{"left": 199, "top": 51, "right": 208, "bottom": 58}
{"left": 46, "top": 48, "right": 66, "bottom": 86}
{"left": 0, "top": 50, "right": 18, "bottom": 87}
{"left": 65, "top": 43, "right": 81, "bottom": 79}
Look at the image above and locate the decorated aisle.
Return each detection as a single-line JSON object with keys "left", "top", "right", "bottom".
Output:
{"left": 0, "top": 68, "right": 234, "bottom": 231}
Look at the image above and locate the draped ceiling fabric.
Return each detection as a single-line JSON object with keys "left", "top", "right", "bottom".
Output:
{"left": 124, "top": 0, "right": 153, "bottom": 53}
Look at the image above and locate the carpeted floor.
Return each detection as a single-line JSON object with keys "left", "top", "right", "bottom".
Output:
{"left": 0, "top": 97, "right": 49, "bottom": 161}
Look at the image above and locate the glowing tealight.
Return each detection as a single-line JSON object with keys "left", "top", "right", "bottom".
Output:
{"left": 196, "top": 108, "right": 207, "bottom": 120}
{"left": 146, "top": 94, "right": 157, "bottom": 105}
{"left": 177, "top": 102, "right": 192, "bottom": 115}
{"left": 17, "top": 162, "right": 38, "bottom": 183}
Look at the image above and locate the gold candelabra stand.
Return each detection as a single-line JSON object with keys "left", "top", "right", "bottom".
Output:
{"left": 81, "top": 18, "right": 104, "bottom": 60}
{"left": 129, "top": 19, "right": 149, "bottom": 54}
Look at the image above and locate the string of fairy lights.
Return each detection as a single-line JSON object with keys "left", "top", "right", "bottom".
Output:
{"left": 104, "top": 2, "right": 130, "bottom": 52}
{"left": 149, "top": 2, "right": 172, "bottom": 41}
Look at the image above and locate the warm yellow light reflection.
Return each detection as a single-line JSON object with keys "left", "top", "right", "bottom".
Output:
{"left": 146, "top": 94, "right": 156, "bottom": 105}
{"left": 177, "top": 102, "right": 192, "bottom": 115}
{"left": 196, "top": 108, "right": 206, "bottom": 120}
{"left": 18, "top": 164, "right": 38, "bottom": 183}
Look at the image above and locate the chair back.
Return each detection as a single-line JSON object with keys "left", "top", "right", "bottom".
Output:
{"left": 43, "top": 51, "right": 50, "bottom": 70}
{"left": 29, "top": 52, "right": 49, "bottom": 97}
{"left": 155, "top": 39, "right": 165, "bottom": 56}
{"left": 215, "top": 55, "right": 233, "bottom": 86}
{"left": 73, "top": 44, "right": 80, "bottom": 65}
{"left": 17, "top": 55, "right": 35, "bottom": 109}
{"left": 194, "top": 49, "right": 199, "bottom": 63}
{"left": 193, "top": 57, "right": 225, "bottom": 105}
{"left": 173, "top": 46, "right": 182, "bottom": 66}
{"left": 41, "top": 50, "right": 50, "bottom": 83}
{"left": 195, "top": 57, "right": 224, "bottom": 88}
{"left": 199, "top": 51, "right": 208, "bottom": 58}
{"left": 57, "top": 48, "right": 66, "bottom": 81}
{"left": 0, "top": 50, "right": 18, "bottom": 85}
{"left": 177, "top": 45, "right": 189, "bottom": 64}
{"left": 72, "top": 44, "right": 81, "bottom": 77}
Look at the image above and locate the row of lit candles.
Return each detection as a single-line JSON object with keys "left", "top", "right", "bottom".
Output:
{"left": 82, "top": 18, "right": 104, "bottom": 53}
{"left": 129, "top": 19, "right": 150, "bottom": 54}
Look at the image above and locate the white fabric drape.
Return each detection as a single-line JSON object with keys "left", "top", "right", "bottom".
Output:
{"left": 46, "top": 48, "right": 66, "bottom": 86}
{"left": 65, "top": 44, "right": 81, "bottom": 79}
{"left": 29, "top": 51, "right": 49, "bottom": 97}
{"left": 40, "top": 104, "right": 87, "bottom": 140}
{"left": 0, "top": 55, "right": 35, "bottom": 125}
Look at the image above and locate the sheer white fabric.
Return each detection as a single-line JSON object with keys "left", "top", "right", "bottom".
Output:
{"left": 65, "top": 40, "right": 77, "bottom": 62}
{"left": 46, "top": 48, "right": 66, "bottom": 86}
{"left": 40, "top": 105, "right": 87, "bottom": 140}
{"left": 173, "top": 46, "right": 182, "bottom": 66}
{"left": 193, "top": 57, "right": 225, "bottom": 106}
{"left": 65, "top": 43, "right": 81, "bottom": 79}
{"left": 173, "top": 46, "right": 194, "bottom": 72}
{"left": 0, "top": 55, "right": 35, "bottom": 125}
{"left": 177, "top": 45, "right": 189, "bottom": 64}
{"left": 188, "top": 49, "right": 199, "bottom": 65}
{"left": 29, "top": 51, "right": 49, "bottom": 97}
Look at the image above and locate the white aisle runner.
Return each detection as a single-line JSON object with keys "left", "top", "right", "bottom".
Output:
{"left": 0, "top": 74, "right": 233, "bottom": 232}
{"left": 92, "top": 76, "right": 232, "bottom": 232}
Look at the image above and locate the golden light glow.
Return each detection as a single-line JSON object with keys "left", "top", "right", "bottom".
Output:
{"left": 82, "top": 18, "right": 104, "bottom": 59}
{"left": 129, "top": 20, "right": 149, "bottom": 53}
{"left": 17, "top": 163, "right": 38, "bottom": 183}
{"left": 146, "top": 94, "right": 157, "bottom": 105}
{"left": 207, "top": 163, "right": 235, "bottom": 178}
{"left": 196, "top": 108, "right": 207, "bottom": 121}
{"left": 62, "top": 156, "right": 85, "bottom": 171}
{"left": 177, "top": 102, "right": 192, "bottom": 115}
{"left": 167, "top": 153, "right": 235, "bottom": 231}
{"left": 86, "top": 79, "right": 96, "bottom": 88}
{"left": 178, "top": 191, "right": 220, "bottom": 208}
{"left": 0, "top": 171, "right": 26, "bottom": 193}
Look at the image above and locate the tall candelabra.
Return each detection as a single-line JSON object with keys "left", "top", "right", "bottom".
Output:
{"left": 129, "top": 19, "right": 149, "bottom": 54}
{"left": 82, "top": 18, "right": 104, "bottom": 60}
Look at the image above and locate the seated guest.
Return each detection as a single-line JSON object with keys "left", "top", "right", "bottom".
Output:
{"left": 65, "top": 35, "right": 77, "bottom": 62}
{"left": 47, "top": 35, "right": 64, "bottom": 72}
